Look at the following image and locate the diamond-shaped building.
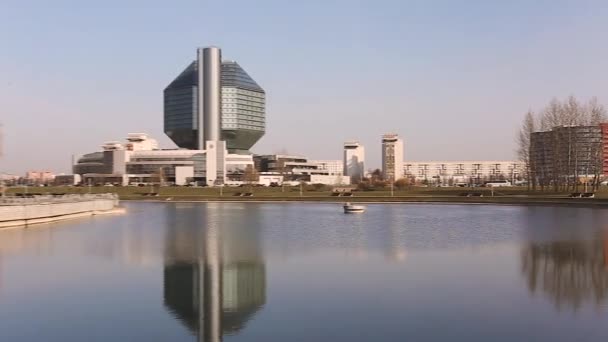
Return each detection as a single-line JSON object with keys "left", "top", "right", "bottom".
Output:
{"left": 164, "top": 48, "right": 265, "bottom": 154}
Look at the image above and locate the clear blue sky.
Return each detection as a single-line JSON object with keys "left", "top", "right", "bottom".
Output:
{"left": 1, "top": 0, "right": 608, "bottom": 174}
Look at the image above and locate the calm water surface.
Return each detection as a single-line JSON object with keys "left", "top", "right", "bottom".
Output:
{"left": 0, "top": 202, "right": 607, "bottom": 341}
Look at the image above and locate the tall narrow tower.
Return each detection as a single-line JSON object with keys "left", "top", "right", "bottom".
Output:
{"left": 382, "top": 134, "right": 404, "bottom": 181}
{"left": 343, "top": 141, "right": 365, "bottom": 181}
{"left": 198, "top": 47, "right": 222, "bottom": 149}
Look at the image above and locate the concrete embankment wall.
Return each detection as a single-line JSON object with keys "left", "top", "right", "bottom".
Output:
{"left": 0, "top": 196, "right": 120, "bottom": 228}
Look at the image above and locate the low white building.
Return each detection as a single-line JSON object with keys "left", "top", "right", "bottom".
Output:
{"left": 0, "top": 173, "right": 19, "bottom": 181}
{"left": 125, "top": 133, "right": 158, "bottom": 151}
{"left": 25, "top": 171, "right": 55, "bottom": 184}
{"left": 403, "top": 161, "right": 525, "bottom": 184}
{"left": 74, "top": 133, "right": 249, "bottom": 186}
{"left": 258, "top": 173, "right": 283, "bottom": 186}
{"left": 253, "top": 155, "right": 351, "bottom": 185}
{"left": 311, "top": 160, "right": 343, "bottom": 175}
{"left": 226, "top": 154, "right": 254, "bottom": 175}
{"left": 310, "top": 174, "right": 350, "bottom": 185}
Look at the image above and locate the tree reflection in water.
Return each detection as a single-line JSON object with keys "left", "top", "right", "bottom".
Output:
{"left": 521, "top": 232, "right": 608, "bottom": 311}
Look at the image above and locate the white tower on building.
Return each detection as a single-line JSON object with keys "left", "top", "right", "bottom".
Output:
{"left": 381, "top": 134, "right": 404, "bottom": 181}
{"left": 343, "top": 141, "right": 365, "bottom": 181}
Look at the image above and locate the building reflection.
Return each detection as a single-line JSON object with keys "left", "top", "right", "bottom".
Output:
{"left": 163, "top": 204, "right": 266, "bottom": 341}
{"left": 385, "top": 206, "right": 407, "bottom": 262}
{"left": 521, "top": 230, "right": 608, "bottom": 310}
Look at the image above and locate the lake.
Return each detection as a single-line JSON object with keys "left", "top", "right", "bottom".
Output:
{"left": 0, "top": 202, "right": 607, "bottom": 341}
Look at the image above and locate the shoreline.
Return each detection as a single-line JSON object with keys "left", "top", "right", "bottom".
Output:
{"left": 0, "top": 194, "right": 124, "bottom": 229}
{"left": 121, "top": 196, "right": 608, "bottom": 208}
{"left": 0, "top": 207, "right": 126, "bottom": 229}
{"left": 7, "top": 187, "right": 608, "bottom": 208}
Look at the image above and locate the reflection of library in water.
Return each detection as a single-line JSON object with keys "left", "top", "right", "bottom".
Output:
{"left": 162, "top": 206, "right": 266, "bottom": 341}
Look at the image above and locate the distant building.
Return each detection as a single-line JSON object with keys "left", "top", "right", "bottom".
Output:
{"left": 530, "top": 125, "right": 604, "bottom": 186}
{"left": 73, "top": 133, "right": 252, "bottom": 186}
{"left": 125, "top": 133, "right": 158, "bottom": 151}
{"left": 311, "top": 160, "right": 343, "bottom": 175}
{"left": 73, "top": 46, "right": 265, "bottom": 186}
{"left": 73, "top": 139, "right": 351, "bottom": 186}
{"left": 54, "top": 174, "right": 82, "bottom": 186}
{"left": 254, "top": 155, "right": 350, "bottom": 185}
{"left": 343, "top": 141, "right": 365, "bottom": 181}
{"left": 254, "top": 154, "right": 313, "bottom": 173}
{"left": 404, "top": 161, "right": 524, "bottom": 185}
{"left": 126, "top": 149, "right": 204, "bottom": 184}
{"left": 25, "top": 171, "right": 55, "bottom": 184}
{"left": 225, "top": 154, "right": 256, "bottom": 182}
{"left": 0, "top": 173, "right": 18, "bottom": 181}
{"left": 381, "top": 134, "right": 404, "bottom": 181}
{"left": 601, "top": 123, "right": 608, "bottom": 175}
{"left": 257, "top": 174, "right": 283, "bottom": 186}
{"left": 0, "top": 173, "right": 18, "bottom": 188}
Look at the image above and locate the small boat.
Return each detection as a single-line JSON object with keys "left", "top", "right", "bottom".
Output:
{"left": 343, "top": 202, "right": 366, "bottom": 213}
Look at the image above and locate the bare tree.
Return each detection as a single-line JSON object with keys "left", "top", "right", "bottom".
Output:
{"left": 243, "top": 165, "right": 259, "bottom": 185}
{"left": 587, "top": 97, "right": 607, "bottom": 124}
{"left": 584, "top": 98, "right": 607, "bottom": 190}
{"left": 524, "top": 96, "right": 607, "bottom": 192}
{"left": 518, "top": 110, "right": 536, "bottom": 190}
{"left": 277, "top": 159, "right": 288, "bottom": 192}
{"left": 561, "top": 96, "right": 579, "bottom": 190}
{"left": 394, "top": 178, "right": 409, "bottom": 190}
{"left": 562, "top": 95, "right": 585, "bottom": 125}
{"left": 540, "top": 98, "right": 564, "bottom": 130}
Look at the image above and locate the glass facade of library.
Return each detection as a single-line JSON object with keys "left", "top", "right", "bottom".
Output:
{"left": 164, "top": 60, "right": 265, "bottom": 153}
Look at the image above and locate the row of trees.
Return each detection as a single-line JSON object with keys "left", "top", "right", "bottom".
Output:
{"left": 517, "top": 96, "right": 607, "bottom": 191}
{"left": 355, "top": 169, "right": 414, "bottom": 191}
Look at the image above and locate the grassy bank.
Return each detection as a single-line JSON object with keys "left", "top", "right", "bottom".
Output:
{"left": 5, "top": 185, "right": 608, "bottom": 206}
